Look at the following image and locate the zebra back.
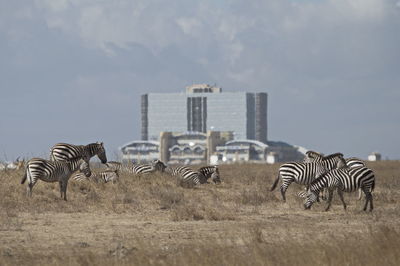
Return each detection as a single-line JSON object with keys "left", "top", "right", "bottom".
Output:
{"left": 50, "top": 142, "right": 107, "bottom": 164}
{"left": 166, "top": 166, "right": 191, "bottom": 176}
{"left": 132, "top": 163, "right": 155, "bottom": 174}
{"left": 167, "top": 166, "right": 207, "bottom": 188}
{"left": 72, "top": 170, "right": 119, "bottom": 183}
{"left": 345, "top": 157, "right": 366, "bottom": 168}
{"left": 303, "top": 152, "right": 344, "bottom": 168}
{"left": 105, "top": 161, "right": 123, "bottom": 172}
{"left": 279, "top": 159, "right": 341, "bottom": 185}
{"left": 304, "top": 151, "right": 364, "bottom": 169}
{"left": 106, "top": 161, "right": 160, "bottom": 175}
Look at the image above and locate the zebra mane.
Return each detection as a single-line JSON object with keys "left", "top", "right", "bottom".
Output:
{"left": 86, "top": 142, "right": 103, "bottom": 150}
{"left": 305, "top": 150, "right": 323, "bottom": 158}
{"left": 323, "top": 153, "right": 343, "bottom": 160}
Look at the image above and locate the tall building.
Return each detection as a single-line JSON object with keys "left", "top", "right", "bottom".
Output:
{"left": 141, "top": 84, "right": 268, "bottom": 143}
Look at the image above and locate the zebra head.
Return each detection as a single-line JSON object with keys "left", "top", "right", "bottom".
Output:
{"left": 79, "top": 161, "right": 92, "bottom": 177}
{"left": 304, "top": 189, "right": 318, "bottom": 210}
{"left": 152, "top": 159, "right": 167, "bottom": 172}
{"left": 95, "top": 142, "right": 107, "bottom": 164}
{"left": 211, "top": 166, "right": 221, "bottom": 184}
{"left": 336, "top": 156, "right": 348, "bottom": 169}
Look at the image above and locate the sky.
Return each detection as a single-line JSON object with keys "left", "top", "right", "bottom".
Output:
{"left": 0, "top": 0, "right": 399, "bottom": 162}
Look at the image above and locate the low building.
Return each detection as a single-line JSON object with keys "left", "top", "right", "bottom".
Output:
{"left": 119, "top": 140, "right": 160, "bottom": 163}
{"left": 160, "top": 131, "right": 233, "bottom": 165}
{"left": 120, "top": 132, "right": 304, "bottom": 165}
{"left": 368, "top": 152, "right": 381, "bottom": 161}
{"left": 215, "top": 140, "right": 304, "bottom": 164}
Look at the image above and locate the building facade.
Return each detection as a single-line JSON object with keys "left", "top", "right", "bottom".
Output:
{"left": 119, "top": 131, "right": 304, "bottom": 165}
{"left": 141, "top": 84, "right": 268, "bottom": 143}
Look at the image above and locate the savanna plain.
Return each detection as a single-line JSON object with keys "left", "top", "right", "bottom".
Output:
{"left": 0, "top": 161, "right": 399, "bottom": 266}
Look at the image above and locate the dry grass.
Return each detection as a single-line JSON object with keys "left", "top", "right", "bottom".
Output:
{"left": 0, "top": 161, "right": 399, "bottom": 265}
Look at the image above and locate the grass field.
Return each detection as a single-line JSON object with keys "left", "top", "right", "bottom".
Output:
{"left": 0, "top": 161, "right": 399, "bottom": 265}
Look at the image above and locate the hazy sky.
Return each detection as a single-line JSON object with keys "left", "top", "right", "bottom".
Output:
{"left": 1, "top": 0, "right": 399, "bottom": 161}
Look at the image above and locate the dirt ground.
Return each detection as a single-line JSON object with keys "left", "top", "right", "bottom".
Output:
{"left": 1, "top": 161, "right": 399, "bottom": 265}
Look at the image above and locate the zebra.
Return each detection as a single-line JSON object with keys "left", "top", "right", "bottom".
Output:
{"left": 271, "top": 153, "right": 344, "bottom": 202}
{"left": 303, "top": 151, "right": 366, "bottom": 199}
{"left": 72, "top": 170, "right": 119, "bottom": 184}
{"left": 50, "top": 142, "right": 107, "bottom": 164}
{"left": 21, "top": 157, "right": 91, "bottom": 200}
{"left": 197, "top": 165, "right": 221, "bottom": 184}
{"left": 166, "top": 166, "right": 207, "bottom": 188}
{"left": 304, "top": 159, "right": 375, "bottom": 211}
{"left": 106, "top": 160, "right": 167, "bottom": 175}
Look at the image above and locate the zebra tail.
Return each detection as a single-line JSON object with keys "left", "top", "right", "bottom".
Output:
{"left": 21, "top": 171, "right": 27, "bottom": 184}
{"left": 270, "top": 173, "right": 280, "bottom": 191}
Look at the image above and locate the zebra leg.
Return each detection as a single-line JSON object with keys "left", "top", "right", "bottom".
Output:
{"left": 337, "top": 189, "right": 347, "bottom": 210}
{"left": 325, "top": 189, "right": 334, "bottom": 211}
{"left": 62, "top": 181, "right": 68, "bottom": 201}
{"left": 361, "top": 187, "right": 371, "bottom": 211}
{"left": 363, "top": 193, "right": 369, "bottom": 211}
{"left": 357, "top": 188, "right": 363, "bottom": 201}
{"left": 27, "top": 178, "right": 37, "bottom": 197}
{"left": 27, "top": 183, "right": 34, "bottom": 197}
{"left": 280, "top": 180, "right": 292, "bottom": 202}
{"left": 321, "top": 188, "right": 327, "bottom": 201}
{"left": 59, "top": 181, "right": 63, "bottom": 199}
{"left": 369, "top": 192, "right": 374, "bottom": 211}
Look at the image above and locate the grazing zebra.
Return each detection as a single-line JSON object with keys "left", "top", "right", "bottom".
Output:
{"left": 21, "top": 157, "right": 91, "bottom": 200}
{"left": 271, "top": 153, "right": 344, "bottom": 202}
{"left": 304, "top": 160, "right": 375, "bottom": 211}
{"left": 303, "top": 151, "right": 366, "bottom": 199}
{"left": 197, "top": 165, "right": 221, "bottom": 184}
{"left": 50, "top": 142, "right": 107, "bottom": 164}
{"left": 166, "top": 166, "right": 207, "bottom": 188}
{"left": 106, "top": 160, "right": 167, "bottom": 175}
{"left": 72, "top": 170, "right": 119, "bottom": 184}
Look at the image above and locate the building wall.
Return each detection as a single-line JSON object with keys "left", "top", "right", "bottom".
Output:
{"left": 255, "top": 93, "right": 268, "bottom": 143}
{"left": 142, "top": 86, "right": 268, "bottom": 143}
{"left": 147, "top": 93, "right": 187, "bottom": 141}
{"left": 141, "top": 94, "right": 148, "bottom": 140}
{"left": 206, "top": 92, "right": 248, "bottom": 140}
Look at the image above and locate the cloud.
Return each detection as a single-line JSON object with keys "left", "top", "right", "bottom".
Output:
{"left": 1, "top": 0, "right": 399, "bottom": 160}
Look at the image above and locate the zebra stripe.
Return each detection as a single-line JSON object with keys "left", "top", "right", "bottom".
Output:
{"left": 271, "top": 153, "right": 344, "bottom": 202}
{"left": 167, "top": 166, "right": 207, "bottom": 188}
{"left": 304, "top": 165, "right": 375, "bottom": 211}
{"left": 303, "top": 151, "right": 365, "bottom": 168}
{"left": 72, "top": 170, "right": 119, "bottom": 184}
{"left": 50, "top": 142, "right": 107, "bottom": 164}
{"left": 303, "top": 152, "right": 366, "bottom": 199}
{"left": 106, "top": 160, "right": 167, "bottom": 175}
{"left": 197, "top": 165, "right": 221, "bottom": 184}
{"left": 21, "top": 157, "right": 91, "bottom": 200}
{"left": 345, "top": 157, "right": 366, "bottom": 168}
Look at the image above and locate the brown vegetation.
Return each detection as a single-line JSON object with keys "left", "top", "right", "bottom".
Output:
{"left": 0, "top": 161, "right": 399, "bottom": 265}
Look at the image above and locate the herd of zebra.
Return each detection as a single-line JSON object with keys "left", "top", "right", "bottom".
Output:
{"left": 16, "top": 141, "right": 375, "bottom": 212}
{"left": 271, "top": 151, "right": 375, "bottom": 211}
{"left": 19, "top": 142, "right": 221, "bottom": 201}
